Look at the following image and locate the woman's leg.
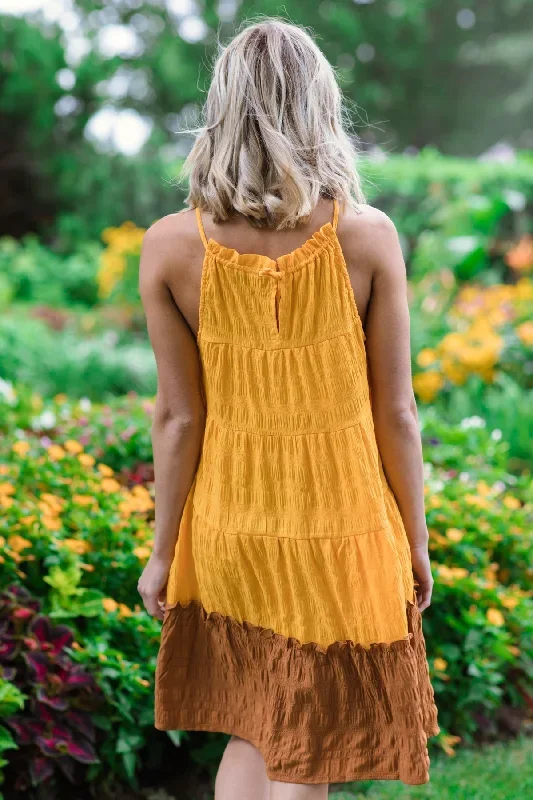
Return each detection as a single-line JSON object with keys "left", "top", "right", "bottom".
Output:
{"left": 269, "top": 781, "right": 329, "bottom": 800}
{"left": 214, "top": 735, "right": 270, "bottom": 800}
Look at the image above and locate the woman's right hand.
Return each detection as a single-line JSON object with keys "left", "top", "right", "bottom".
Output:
{"left": 410, "top": 543, "right": 433, "bottom": 611}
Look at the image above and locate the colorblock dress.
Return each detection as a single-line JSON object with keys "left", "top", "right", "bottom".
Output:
{"left": 154, "top": 200, "right": 439, "bottom": 785}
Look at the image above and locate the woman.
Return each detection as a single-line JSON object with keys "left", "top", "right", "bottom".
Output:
{"left": 138, "top": 17, "right": 439, "bottom": 800}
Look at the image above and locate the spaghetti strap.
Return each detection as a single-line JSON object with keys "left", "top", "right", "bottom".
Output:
{"left": 195, "top": 206, "right": 209, "bottom": 249}
{"left": 332, "top": 198, "right": 339, "bottom": 232}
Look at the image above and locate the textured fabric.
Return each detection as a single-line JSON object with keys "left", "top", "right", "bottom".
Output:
{"left": 155, "top": 200, "right": 440, "bottom": 783}
{"left": 156, "top": 600, "right": 439, "bottom": 785}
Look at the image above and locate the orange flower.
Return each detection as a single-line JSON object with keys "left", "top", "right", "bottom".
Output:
{"left": 503, "top": 495, "right": 521, "bottom": 510}
{"left": 61, "top": 538, "right": 91, "bottom": 555}
{"left": 416, "top": 348, "right": 438, "bottom": 368}
{"left": 8, "top": 535, "right": 32, "bottom": 553}
{"left": 64, "top": 439, "right": 84, "bottom": 455}
{"left": 133, "top": 546, "right": 151, "bottom": 560}
{"left": 412, "top": 370, "right": 444, "bottom": 402}
{"left": 73, "top": 494, "right": 96, "bottom": 506}
{"left": 102, "top": 598, "right": 118, "bottom": 613}
{"left": 433, "top": 657, "right": 448, "bottom": 671}
{"left": 0, "top": 482, "right": 15, "bottom": 495}
{"left": 78, "top": 453, "right": 96, "bottom": 467}
{"left": 47, "top": 445, "right": 66, "bottom": 461}
{"left": 516, "top": 321, "right": 533, "bottom": 346}
{"left": 505, "top": 234, "right": 533, "bottom": 272}
{"left": 445, "top": 528, "right": 464, "bottom": 542}
{"left": 97, "top": 463, "right": 114, "bottom": 477}
{"left": 12, "top": 440, "right": 30, "bottom": 457}
{"left": 101, "top": 478, "right": 122, "bottom": 494}
{"left": 486, "top": 608, "right": 505, "bottom": 626}
{"left": 441, "top": 734, "right": 461, "bottom": 757}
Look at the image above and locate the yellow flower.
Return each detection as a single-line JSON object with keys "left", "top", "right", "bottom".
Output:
{"left": 41, "top": 516, "right": 62, "bottom": 532}
{"left": 61, "top": 538, "right": 91, "bottom": 555}
{"left": 433, "top": 657, "right": 448, "bottom": 671}
{"left": 416, "top": 348, "right": 438, "bottom": 368}
{"left": 441, "top": 356, "right": 468, "bottom": 386}
{"left": 54, "top": 393, "right": 68, "bottom": 405}
{"left": 503, "top": 495, "right": 521, "bottom": 510}
{"left": 486, "top": 608, "right": 505, "bottom": 626}
{"left": 64, "top": 439, "right": 84, "bottom": 455}
{"left": 0, "top": 482, "right": 15, "bottom": 495}
{"left": 72, "top": 495, "right": 95, "bottom": 506}
{"left": 118, "top": 603, "right": 133, "bottom": 618}
{"left": 102, "top": 597, "right": 118, "bottom": 613}
{"left": 41, "top": 493, "right": 64, "bottom": 512}
{"left": 445, "top": 528, "right": 464, "bottom": 542}
{"left": 101, "top": 478, "right": 122, "bottom": 494}
{"left": 412, "top": 370, "right": 444, "bottom": 403}
{"left": 1, "top": 496, "right": 14, "bottom": 509}
{"left": 501, "top": 595, "right": 519, "bottom": 610}
{"left": 12, "top": 440, "right": 30, "bottom": 457}
{"left": 8, "top": 535, "right": 32, "bottom": 553}
{"left": 133, "top": 546, "right": 152, "bottom": 560}
{"left": 97, "top": 463, "right": 114, "bottom": 477}
{"left": 136, "top": 677, "right": 150, "bottom": 688}
{"left": 20, "top": 515, "right": 36, "bottom": 525}
{"left": 78, "top": 453, "right": 96, "bottom": 467}
{"left": 47, "top": 445, "right": 66, "bottom": 461}
{"left": 441, "top": 734, "right": 462, "bottom": 757}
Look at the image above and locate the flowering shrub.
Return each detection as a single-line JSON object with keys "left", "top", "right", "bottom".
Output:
{"left": 0, "top": 585, "right": 101, "bottom": 793}
{"left": 0, "top": 432, "right": 163, "bottom": 786}
{"left": 413, "top": 277, "right": 533, "bottom": 402}
{"left": 0, "top": 385, "right": 153, "bottom": 474}
{"left": 97, "top": 222, "right": 146, "bottom": 306}
{"left": 0, "top": 402, "right": 531, "bottom": 776}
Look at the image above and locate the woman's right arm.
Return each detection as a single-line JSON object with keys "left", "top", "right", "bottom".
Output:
{"left": 361, "top": 209, "right": 433, "bottom": 612}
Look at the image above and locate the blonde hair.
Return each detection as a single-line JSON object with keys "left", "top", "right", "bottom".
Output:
{"left": 180, "top": 16, "right": 365, "bottom": 229}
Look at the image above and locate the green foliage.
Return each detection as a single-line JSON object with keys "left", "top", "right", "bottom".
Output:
{"left": 0, "top": 236, "right": 101, "bottom": 307}
{"left": 0, "top": 317, "right": 156, "bottom": 399}
{"left": 330, "top": 735, "right": 533, "bottom": 800}
{"left": 362, "top": 150, "right": 533, "bottom": 280}
{"left": 0, "top": 678, "right": 25, "bottom": 795}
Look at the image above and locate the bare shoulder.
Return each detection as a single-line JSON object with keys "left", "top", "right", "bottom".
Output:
{"left": 336, "top": 203, "right": 403, "bottom": 275}
{"left": 140, "top": 208, "right": 201, "bottom": 279}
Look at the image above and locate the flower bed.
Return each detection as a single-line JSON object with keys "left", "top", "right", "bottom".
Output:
{"left": 0, "top": 396, "right": 532, "bottom": 792}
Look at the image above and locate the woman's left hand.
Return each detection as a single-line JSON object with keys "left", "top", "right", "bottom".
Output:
{"left": 137, "top": 553, "right": 172, "bottom": 621}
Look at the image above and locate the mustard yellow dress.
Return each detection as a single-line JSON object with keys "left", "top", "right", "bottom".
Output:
{"left": 154, "top": 199, "right": 439, "bottom": 785}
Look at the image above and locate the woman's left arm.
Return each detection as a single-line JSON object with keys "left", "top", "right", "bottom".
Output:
{"left": 137, "top": 224, "right": 206, "bottom": 619}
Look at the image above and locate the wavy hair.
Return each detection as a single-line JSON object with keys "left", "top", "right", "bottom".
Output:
{"left": 180, "top": 16, "right": 365, "bottom": 229}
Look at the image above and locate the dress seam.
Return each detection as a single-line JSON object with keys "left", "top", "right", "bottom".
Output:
{"left": 198, "top": 328, "right": 357, "bottom": 351}
{"left": 191, "top": 508, "right": 388, "bottom": 541}
{"left": 203, "top": 416, "right": 367, "bottom": 437}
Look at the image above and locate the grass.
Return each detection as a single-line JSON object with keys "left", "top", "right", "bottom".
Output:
{"left": 329, "top": 736, "right": 533, "bottom": 800}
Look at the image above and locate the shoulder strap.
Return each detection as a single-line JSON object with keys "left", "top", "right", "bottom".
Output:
{"left": 332, "top": 198, "right": 339, "bottom": 232}
{"left": 195, "top": 206, "right": 209, "bottom": 249}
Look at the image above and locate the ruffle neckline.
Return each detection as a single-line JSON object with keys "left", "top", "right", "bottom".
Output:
{"left": 206, "top": 221, "right": 337, "bottom": 274}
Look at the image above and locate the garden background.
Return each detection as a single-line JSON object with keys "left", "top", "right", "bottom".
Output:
{"left": 1, "top": 1, "right": 533, "bottom": 798}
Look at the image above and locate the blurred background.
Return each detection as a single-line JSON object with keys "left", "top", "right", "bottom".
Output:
{"left": 0, "top": 2, "right": 532, "bottom": 799}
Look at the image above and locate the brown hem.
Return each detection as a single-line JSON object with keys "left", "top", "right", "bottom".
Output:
{"left": 155, "top": 600, "right": 440, "bottom": 785}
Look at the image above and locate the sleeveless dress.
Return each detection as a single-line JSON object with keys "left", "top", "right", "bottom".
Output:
{"left": 154, "top": 199, "right": 439, "bottom": 785}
